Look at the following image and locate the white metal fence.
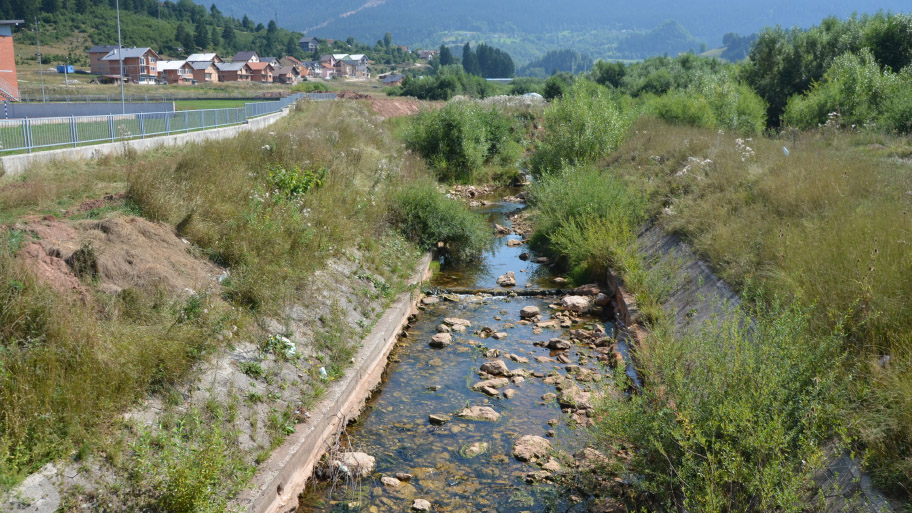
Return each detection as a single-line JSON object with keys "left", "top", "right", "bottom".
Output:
{"left": 0, "top": 92, "right": 335, "bottom": 154}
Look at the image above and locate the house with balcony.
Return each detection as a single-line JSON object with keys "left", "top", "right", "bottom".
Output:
{"left": 157, "top": 60, "right": 194, "bottom": 84}
{"left": 88, "top": 44, "right": 121, "bottom": 75}
{"left": 247, "top": 61, "right": 274, "bottom": 83}
{"left": 216, "top": 61, "right": 252, "bottom": 82}
{"left": 189, "top": 61, "right": 219, "bottom": 83}
{"left": 298, "top": 36, "right": 319, "bottom": 52}
{"left": 100, "top": 47, "right": 160, "bottom": 84}
{"left": 185, "top": 53, "right": 222, "bottom": 64}
{"left": 232, "top": 51, "right": 260, "bottom": 63}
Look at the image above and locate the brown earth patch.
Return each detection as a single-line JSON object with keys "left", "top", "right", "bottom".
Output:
{"left": 15, "top": 214, "right": 222, "bottom": 299}
{"left": 65, "top": 193, "right": 128, "bottom": 216}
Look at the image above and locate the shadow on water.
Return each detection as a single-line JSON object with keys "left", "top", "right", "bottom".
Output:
{"left": 298, "top": 193, "right": 618, "bottom": 513}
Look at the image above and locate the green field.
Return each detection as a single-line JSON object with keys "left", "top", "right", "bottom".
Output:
{"left": 174, "top": 99, "right": 253, "bottom": 111}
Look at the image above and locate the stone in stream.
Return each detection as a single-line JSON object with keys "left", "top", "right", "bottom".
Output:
{"left": 561, "top": 295, "right": 591, "bottom": 313}
{"left": 471, "top": 377, "right": 510, "bottom": 391}
{"left": 506, "top": 238, "right": 524, "bottom": 247}
{"left": 532, "top": 257, "right": 550, "bottom": 264}
{"left": 503, "top": 388, "right": 516, "bottom": 399}
{"left": 541, "top": 392, "right": 557, "bottom": 402}
{"left": 333, "top": 452, "right": 375, "bottom": 477}
{"left": 547, "top": 338, "right": 571, "bottom": 351}
{"left": 429, "top": 333, "right": 452, "bottom": 348}
{"left": 461, "top": 441, "right": 489, "bottom": 458}
{"left": 558, "top": 384, "right": 593, "bottom": 410}
{"left": 508, "top": 354, "right": 530, "bottom": 364}
{"left": 443, "top": 317, "right": 472, "bottom": 331}
{"left": 572, "top": 284, "right": 602, "bottom": 296}
{"left": 496, "top": 272, "right": 516, "bottom": 287}
{"left": 429, "top": 414, "right": 451, "bottom": 425}
{"left": 412, "top": 499, "right": 432, "bottom": 512}
{"left": 534, "top": 356, "right": 555, "bottom": 363}
{"left": 421, "top": 296, "right": 440, "bottom": 305}
{"left": 436, "top": 324, "right": 451, "bottom": 333}
{"left": 542, "top": 457, "right": 563, "bottom": 473}
{"left": 555, "top": 354, "right": 572, "bottom": 364}
{"left": 395, "top": 472, "right": 413, "bottom": 481}
{"left": 479, "top": 386, "right": 500, "bottom": 397}
{"left": 511, "top": 376, "right": 525, "bottom": 384}
{"left": 457, "top": 406, "right": 501, "bottom": 422}
{"left": 512, "top": 435, "right": 552, "bottom": 462}
{"left": 492, "top": 332, "right": 508, "bottom": 340}
{"left": 494, "top": 224, "right": 511, "bottom": 235}
{"left": 519, "top": 306, "right": 540, "bottom": 319}
{"left": 519, "top": 252, "right": 531, "bottom": 261}
{"left": 380, "top": 476, "right": 401, "bottom": 488}
{"left": 595, "top": 293, "right": 611, "bottom": 306}
{"left": 480, "top": 360, "right": 510, "bottom": 376}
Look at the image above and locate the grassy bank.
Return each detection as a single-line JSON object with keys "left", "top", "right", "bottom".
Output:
{"left": 0, "top": 99, "right": 487, "bottom": 507}
{"left": 520, "top": 80, "right": 912, "bottom": 507}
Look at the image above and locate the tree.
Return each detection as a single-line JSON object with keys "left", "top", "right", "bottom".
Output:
{"left": 383, "top": 32, "right": 392, "bottom": 48}
{"left": 175, "top": 22, "right": 194, "bottom": 52}
{"left": 439, "top": 45, "right": 454, "bottom": 66}
{"left": 222, "top": 24, "right": 236, "bottom": 51}
{"left": 194, "top": 18, "right": 209, "bottom": 49}
{"left": 462, "top": 42, "right": 481, "bottom": 75}
{"left": 591, "top": 60, "right": 626, "bottom": 88}
{"left": 209, "top": 25, "right": 220, "bottom": 49}
{"left": 241, "top": 14, "right": 253, "bottom": 30}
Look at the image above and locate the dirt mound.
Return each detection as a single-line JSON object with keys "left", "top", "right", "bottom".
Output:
{"left": 337, "top": 91, "right": 372, "bottom": 100}
{"left": 368, "top": 98, "right": 430, "bottom": 118}
{"left": 16, "top": 215, "right": 222, "bottom": 298}
{"left": 65, "top": 193, "right": 127, "bottom": 216}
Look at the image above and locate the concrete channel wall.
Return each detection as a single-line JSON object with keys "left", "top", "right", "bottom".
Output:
{"left": 233, "top": 254, "right": 434, "bottom": 513}
{"left": 607, "top": 224, "right": 892, "bottom": 513}
{"left": 0, "top": 107, "right": 292, "bottom": 177}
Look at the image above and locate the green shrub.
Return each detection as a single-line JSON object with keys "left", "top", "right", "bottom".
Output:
{"left": 783, "top": 50, "right": 912, "bottom": 133}
{"left": 647, "top": 91, "right": 717, "bottom": 129}
{"left": 403, "top": 102, "right": 519, "bottom": 182}
{"left": 595, "top": 301, "right": 846, "bottom": 512}
{"left": 389, "top": 181, "right": 490, "bottom": 263}
{"left": 530, "top": 81, "right": 633, "bottom": 175}
{"left": 646, "top": 72, "right": 767, "bottom": 134}
{"left": 291, "top": 82, "right": 331, "bottom": 93}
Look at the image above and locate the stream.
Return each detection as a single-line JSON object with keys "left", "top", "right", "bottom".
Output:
{"left": 297, "top": 196, "right": 619, "bottom": 513}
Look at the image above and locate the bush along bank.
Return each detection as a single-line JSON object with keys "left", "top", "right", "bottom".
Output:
{"left": 522, "top": 83, "right": 908, "bottom": 509}
{"left": 0, "top": 100, "right": 491, "bottom": 510}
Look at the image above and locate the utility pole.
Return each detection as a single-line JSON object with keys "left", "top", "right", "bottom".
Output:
{"left": 115, "top": 0, "right": 125, "bottom": 114}
{"left": 35, "top": 17, "right": 46, "bottom": 102}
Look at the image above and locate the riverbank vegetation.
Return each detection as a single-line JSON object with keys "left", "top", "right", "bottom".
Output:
{"left": 389, "top": 9, "right": 912, "bottom": 509}
{"left": 0, "top": 100, "right": 488, "bottom": 507}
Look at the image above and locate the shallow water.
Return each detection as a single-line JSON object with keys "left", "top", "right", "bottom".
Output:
{"left": 298, "top": 199, "right": 613, "bottom": 513}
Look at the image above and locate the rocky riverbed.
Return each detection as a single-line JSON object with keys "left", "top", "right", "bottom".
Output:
{"left": 298, "top": 196, "right": 626, "bottom": 513}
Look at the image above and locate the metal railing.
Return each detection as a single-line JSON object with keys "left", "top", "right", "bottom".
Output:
{"left": 0, "top": 93, "right": 321, "bottom": 154}
{"left": 0, "top": 76, "right": 18, "bottom": 102}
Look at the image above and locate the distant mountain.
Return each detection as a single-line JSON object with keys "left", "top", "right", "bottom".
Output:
{"left": 211, "top": 0, "right": 911, "bottom": 61}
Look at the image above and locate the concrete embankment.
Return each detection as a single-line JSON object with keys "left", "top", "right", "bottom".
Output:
{"left": 233, "top": 254, "right": 433, "bottom": 513}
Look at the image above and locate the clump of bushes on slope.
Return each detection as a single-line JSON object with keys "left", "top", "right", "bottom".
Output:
{"left": 529, "top": 81, "right": 634, "bottom": 175}
{"left": 646, "top": 71, "right": 767, "bottom": 134}
{"left": 389, "top": 180, "right": 491, "bottom": 263}
{"left": 782, "top": 50, "right": 912, "bottom": 133}
{"left": 403, "top": 101, "right": 522, "bottom": 183}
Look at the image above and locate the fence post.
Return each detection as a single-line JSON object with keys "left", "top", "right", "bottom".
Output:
{"left": 185, "top": 111, "right": 189, "bottom": 133}
{"left": 165, "top": 113, "right": 170, "bottom": 135}
{"left": 139, "top": 112, "right": 145, "bottom": 139}
{"left": 22, "top": 118, "right": 31, "bottom": 153}
{"left": 109, "top": 114, "right": 116, "bottom": 142}
{"left": 70, "top": 116, "right": 77, "bottom": 147}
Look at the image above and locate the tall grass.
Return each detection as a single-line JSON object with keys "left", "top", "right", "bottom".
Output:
{"left": 606, "top": 116, "right": 912, "bottom": 496}
{"left": 596, "top": 300, "right": 846, "bottom": 512}
{"left": 0, "top": 100, "right": 430, "bottom": 494}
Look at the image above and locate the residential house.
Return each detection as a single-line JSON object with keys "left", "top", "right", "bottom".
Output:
{"left": 100, "top": 47, "right": 160, "bottom": 84}
{"left": 298, "top": 36, "right": 319, "bottom": 52}
{"left": 232, "top": 51, "right": 260, "bottom": 63}
{"left": 275, "top": 66, "right": 300, "bottom": 84}
{"left": 279, "top": 56, "right": 302, "bottom": 67}
{"left": 216, "top": 61, "right": 252, "bottom": 82}
{"left": 247, "top": 61, "right": 274, "bottom": 83}
{"left": 185, "top": 53, "right": 222, "bottom": 63}
{"left": 157, "top": 60, "right": 194, "bottom": 85}
{"left": 260, "top": 57, "right": 278, "bottom": 67}
{"left": 299, "top": 61, "right": 320, "bottom": 79}
{"left": 418, "top": 50, "right": 438, "bottom": 61}
{"left": 319, "top": 54, "right": 339, "bottom": 67}
{"left": 319, "top": 61, "right": 335, "bottom": 80}
{"left": 0, "top": 20, "right": 23, "bottom": 101}
{"left": 189, "top": 61, "right": 219, "bottom": 83}
{"left": 381, "top": 73, "right": 404, "bottom": 86}
{"left": 348, "top": 54, "right": 368, "bottom": 66}
{"left": 88, "top": 44, "right": 121, "bottom": 75}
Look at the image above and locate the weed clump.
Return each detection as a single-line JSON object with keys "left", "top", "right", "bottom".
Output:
{"left": 389, "top": 181, "right": 491, "bottom": 263}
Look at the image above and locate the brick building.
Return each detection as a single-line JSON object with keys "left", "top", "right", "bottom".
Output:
{"left": 0, "top": 20, "right": 24, "bottom": 101}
